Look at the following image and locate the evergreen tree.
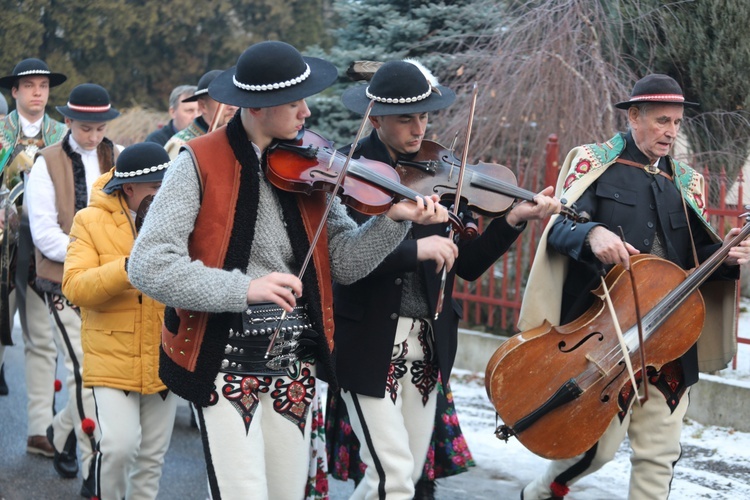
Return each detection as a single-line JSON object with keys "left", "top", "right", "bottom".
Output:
{"left": 618, "top": 0, "right": 750, "bottom": 180}
{"left": 305, "top": 0, "right": 501, "bottom": 146}
{"left": 0, "top": 0, "right": 331, "bottom": 112}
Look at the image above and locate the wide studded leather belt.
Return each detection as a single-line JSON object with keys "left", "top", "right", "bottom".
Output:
{"left": 221, "top": 301, "right": 315, "bottom": 376}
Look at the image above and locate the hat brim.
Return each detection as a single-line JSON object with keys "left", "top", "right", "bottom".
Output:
{"left": 56, "top": 106, "right": 121, "bottom": 122}
{"left": 0, "top": 73, "right": 67, "bottom": 89}
{"left": 181, "top": 90, "right": 207, "bottom": 103}
{"left": 342, "top": 84, "right": 456, "bottom": 116}
{"left": 615, "top": 98, "right": 699, "bottom": 110}
{"left": 208, "top": 57, "right": 338, "bottom": 108}
{"left": 102, "top": 169, "right": 165, "bottom": 194}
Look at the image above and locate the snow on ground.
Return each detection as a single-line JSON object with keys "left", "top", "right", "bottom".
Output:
{"left": 431, "top": 297, "right": 750, "bottom": 499}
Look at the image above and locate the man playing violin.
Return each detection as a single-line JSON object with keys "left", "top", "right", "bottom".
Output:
{"left": 127, "top": 41, "right": 450, "bottom": 500}
{"left": 328, "top": 59, "right": 560, "bottom": 499}
{"left": 519, "top": 74, "right": 750, "bottom": 500}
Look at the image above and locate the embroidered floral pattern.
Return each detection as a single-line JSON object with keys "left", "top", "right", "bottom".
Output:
{"left": 271, "top": 365, "right": 315, "bottom": 434}
{"left": 304, "top": 393, "right": 329, "bottom": 499}
{"left": 326, "top": 376, "right": 475, "bottom": 484}
{"left": 221, "top": 373, "right": 272, "bottom": 434}
{"left": 616, "top": 360, "right": 686, "bottom": 421}
{"left": 386, "top": 340, "right": 408, "bottom": 404}
{"left": 411, "top": 319, "right": 438, "bottom": 405}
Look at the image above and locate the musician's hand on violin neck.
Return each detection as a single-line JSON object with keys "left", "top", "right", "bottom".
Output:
{"left": 246, "top": 272, "right": 303, "bottom": 312}
{"left": 723, "top": 226, "right": 750, "bottom": 266}
{"left": 505, "top": 186, "right": 561, "bottom": 226}
{"left": 417, "top": 235, "right": 459, "bottom": 272}
{"left": 385, "top": 194, "right": 449, "bottom": 224}
{"left": 587, "top": 226, "right": 640, "bottom": 270}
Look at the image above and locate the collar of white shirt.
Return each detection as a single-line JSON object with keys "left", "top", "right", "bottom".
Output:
{"left": 67, "top": 134, "right": 99, "bottom": 158}
{"left": 18, "top": 114, "right": 43, "bottom": 139}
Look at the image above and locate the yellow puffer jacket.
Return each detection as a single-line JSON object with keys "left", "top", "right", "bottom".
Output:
{"left": 62, "top": 168, "right": 166, "bottom": 394}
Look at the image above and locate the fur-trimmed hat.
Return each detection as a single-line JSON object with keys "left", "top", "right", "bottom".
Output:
{"left": 208, "top": 41, "right": 338, "bottom": 109}
{"left": 0, "top": 58, "right": 67, "bottom": 89}
{"left": 56, "top": 84, "right": 120, "bottom": 122}
{"left": 103, "top": 142, "right": 170, "bottom": 194}
{"left": 342, "top": 59, "right": 456, "bottom": 116}
{"left": 182, "top": 70, "right": 222, "bottom": 103}
{"left": 615, "top": 74, "right": 698, "bottom": 109}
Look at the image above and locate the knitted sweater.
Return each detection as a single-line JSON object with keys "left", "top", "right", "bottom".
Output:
{"left": 129, "top": 149, "right": 410, "bottom": 315}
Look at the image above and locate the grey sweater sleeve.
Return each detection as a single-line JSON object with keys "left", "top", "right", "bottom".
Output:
{"left": 128, "top": 151, "right": 252, "bottom": 312}
{"left": 326, "top": 199, "right": 411, "bottom": 285}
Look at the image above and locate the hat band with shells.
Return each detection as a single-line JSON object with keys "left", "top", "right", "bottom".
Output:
{"left": 233, "top": 64, "right": 311, "bottom": 92}
{"left": 66, "top": 103, "right": 112, "bottom": 113}
{"left": 114, "top": 161, "right": 169, "bottom": 179}
{"left": 629, "top": 94, "right": 685, "bottom": 103}
{"left": 365, "top": 86, "right": 432, "bottom": 104}
{"left": 17, "top": 69, "right": 52, "bottom": 77}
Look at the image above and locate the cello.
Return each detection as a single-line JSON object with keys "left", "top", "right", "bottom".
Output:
{"left": 485, "top": 218, "right": 750, "bottom": 460}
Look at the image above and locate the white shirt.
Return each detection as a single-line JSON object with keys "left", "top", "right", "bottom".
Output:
{"left": 18, "top": 114, "right": 43, "bottom": 139}
{"left": 26, "top": 135, "right": 123, "bottom": 263}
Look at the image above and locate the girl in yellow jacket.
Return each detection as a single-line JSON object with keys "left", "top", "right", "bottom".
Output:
{"left": 62, "top": 142, "right": 177, "bottom": 500}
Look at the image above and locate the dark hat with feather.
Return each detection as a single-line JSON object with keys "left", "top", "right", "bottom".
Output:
{"left": 342, "top": 59, "right": 456, "bottom": 116}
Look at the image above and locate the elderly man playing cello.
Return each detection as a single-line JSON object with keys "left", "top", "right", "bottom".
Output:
{"left": 518, "top": 74, "right": 750, "bottom": 500}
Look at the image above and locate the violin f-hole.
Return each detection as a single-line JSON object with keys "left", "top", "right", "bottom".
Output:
{"left": 558, "top": 332, "right": 604, "bottom": 353}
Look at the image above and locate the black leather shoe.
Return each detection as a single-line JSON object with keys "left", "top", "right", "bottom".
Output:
{"left": 0, "top": 365, "right": 8, "bottom": 396}
{"left": 80, "top": 473, "right": 95, "bottom": 498}
{"left": 47, "top": 425, "right": 79, "bottom": 478}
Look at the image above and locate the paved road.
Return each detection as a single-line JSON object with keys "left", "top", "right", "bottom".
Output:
{"left": 0, "top": 323, "right": 502, "bottom": 500}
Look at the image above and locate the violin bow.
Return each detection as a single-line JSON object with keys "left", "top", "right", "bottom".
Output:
{"left": 435, "top": 82, "right": 478, "bottom": 319}
{"left": 618, "top": 227, "right": 649, "bottom": 405}
{"left": 597, "top": 271, "right": 640, "bottom": 405}
{"left": 264, "top": 99, "right": 376, "bottom": 358}
{"left": 209, "top": 103, "right": 225, "bottom": 132}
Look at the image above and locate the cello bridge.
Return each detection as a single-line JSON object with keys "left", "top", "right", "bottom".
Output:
{"left": 585, "top": 353, "right": 608, "bottom": 376}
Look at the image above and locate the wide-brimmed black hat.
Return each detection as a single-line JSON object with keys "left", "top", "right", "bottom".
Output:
{"left": 342, "top": 60, "right": 456, "bottom": 117}
{"left": 182, "top": 70, "right": 222, "bottom": 103}
{"left": 0, "top": 58, "right": 67, "bottom": 89}
{"left": 615, "top": 74, "right": 699, "bottom": 109}
{"left": 56, "top": 83, "right": 120, "bottom": 122}
{"left": 103, "top": 142, "right": 170, "bottom": 194}
{"left": 208, "top": 41, "right": 338, "bottom": 108}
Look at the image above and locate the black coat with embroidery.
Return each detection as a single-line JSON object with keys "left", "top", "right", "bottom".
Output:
{"left": 333, "top": 130, "right": 524, "bottom": 398}
{"left": 547, "top": 131, "right": 736, "bottom": 387}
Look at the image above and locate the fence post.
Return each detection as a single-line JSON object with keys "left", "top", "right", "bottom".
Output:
{"left": 545, "top": 134, "right": 560, "bottom": 190}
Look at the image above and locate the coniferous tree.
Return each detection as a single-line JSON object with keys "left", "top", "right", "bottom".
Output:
{"left": 306, "top": 0, "right": 502, "bottom": 146}
{"left": 0, "top": 0, "right": 331, "bottom": 111}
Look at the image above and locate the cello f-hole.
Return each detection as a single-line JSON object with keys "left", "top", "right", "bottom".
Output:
{"left": 558, "top": 332, "right": 604, "bottom": 353}
{"left": 599, "top": 362, "right": 628, "bottom": 403}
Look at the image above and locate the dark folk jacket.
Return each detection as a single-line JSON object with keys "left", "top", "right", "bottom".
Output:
{"left": 333, "top": 130, "right": 524, "bottom": 397}
{"left": 547, "top": 132, "right": 737, "bottom": 386}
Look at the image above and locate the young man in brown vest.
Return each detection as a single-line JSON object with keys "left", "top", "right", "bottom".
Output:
{"left": 25, "top": 83, "right": 121, "bottom": 497}
{"left": 128, "top": 41, "right": 450, "bottom": 499}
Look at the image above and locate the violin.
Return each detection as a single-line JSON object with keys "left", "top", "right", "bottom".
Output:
{"left": 484, "top": 219, "right": 750, "bottom": 459}
{"left": 265, "top": 129, "right": 470, "bottom": 236}
{"left": 396, "top": 140, "right": 587, "bottom": 222}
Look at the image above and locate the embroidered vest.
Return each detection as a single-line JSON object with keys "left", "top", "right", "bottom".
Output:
{"left": 160, "top": 128, "right": 335, "bottom": 405}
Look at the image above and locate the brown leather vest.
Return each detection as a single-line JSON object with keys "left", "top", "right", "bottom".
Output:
{"left": 35, "top": 140, "right": 117, "bottom": 284}
{"left": 161, "top": 130, "right": 335, "bottom": 373}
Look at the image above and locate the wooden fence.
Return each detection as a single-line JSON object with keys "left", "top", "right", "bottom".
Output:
{"left": 454, "top": 135, "right": 749, "bottom": 370}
